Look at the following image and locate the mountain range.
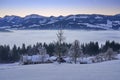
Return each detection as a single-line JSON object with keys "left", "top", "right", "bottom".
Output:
{"left": 0, "top": 14, "right": 120, "bottom": 30}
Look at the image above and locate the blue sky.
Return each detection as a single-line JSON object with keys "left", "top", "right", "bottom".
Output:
{"left": 0, "top": 0, "right": 120, "bottom": 17}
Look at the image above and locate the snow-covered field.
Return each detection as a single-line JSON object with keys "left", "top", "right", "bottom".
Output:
{"left": 0, "top": 30, "right": 120, "bottom": 47}
{"left": 0, "top": 60, "right": 120, "bottom": 80}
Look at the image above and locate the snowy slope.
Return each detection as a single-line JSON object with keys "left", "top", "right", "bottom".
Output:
{"left": 0, "top": 60, "right": 120, "bottom": 80}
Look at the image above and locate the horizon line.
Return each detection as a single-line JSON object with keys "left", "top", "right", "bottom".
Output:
{"left": 0, "top": 13, "right": 120, "bottom": 18}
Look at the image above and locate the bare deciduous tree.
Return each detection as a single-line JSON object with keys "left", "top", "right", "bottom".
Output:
{"left": 38, "top": 45, "right": 47, "bottom": 63}
{"left": 68, "top": 40, "right": 82, "bottom": 64}
{"left": 56, "top": 29, "right": 65, "bottom": 63}
{"left": 105, "top": 48, "right": 116, "bottom": 60}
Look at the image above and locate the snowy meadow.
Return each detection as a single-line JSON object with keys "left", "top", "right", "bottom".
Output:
{"left": 0, "top": 60, "right": 120, "bottom": 80}
{"left": 0, "top": 30, "right": 120, "bottom": 47}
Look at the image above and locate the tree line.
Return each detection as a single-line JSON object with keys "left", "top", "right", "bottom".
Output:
{"left": 0, "top": 40, "right": 120, "bottom": 63}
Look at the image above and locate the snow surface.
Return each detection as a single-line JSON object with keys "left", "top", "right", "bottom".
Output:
{"left": 66, "top": 15, "right": 88, "bottom": 20}
{"left": 79, "top": 22, "right": 113, "bottom": 30}
{"left": 0, "top": 60, "right": 120, "bottom": 80}
{"left": 116, "top": 54, "right": 120, "bottom": 60}
{"left": 113, "top": 21, "right": 120, "bottom": 25}
{"left": 107, "top": 20, "right": 112, "bottom": 28}
{"left": 29, "top": 24, "right": 40, "bottom": 28}
{"left": 0, "top": 30, "right": 120, "bottom": 47}
{"left": 39, "top": 19, "right": 47, "bottom": 24}
{"left": 47, "top": 20, "right": 58, "bottom": 24}
{"left": 95, "top": 16, "right": 103, "bottom": 19}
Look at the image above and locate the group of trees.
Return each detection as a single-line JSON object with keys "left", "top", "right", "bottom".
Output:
{"left": 0, "top": 40, "right": 120, "bottom": 63}
{"left": 0, "top": 45, "right": 20, "bottom": 63}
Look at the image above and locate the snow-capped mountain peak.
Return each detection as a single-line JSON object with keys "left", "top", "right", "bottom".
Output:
{"left": 3, "top": 15, "right": 21, "bottom": 22}
{"left": 24, "top": 14, "right": 46, "bottom": 20}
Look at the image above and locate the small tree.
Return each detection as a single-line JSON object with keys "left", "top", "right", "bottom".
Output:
{"left": 56, "top": 29, "right": 65, "bottom": 63}
{"left": 38, "top": 45, "right": 47, "bottom": 63}
{"left": 68, "top": 40, "right": 82, "bottom": 64}
{"left": 105, "top": 48, "right": 116, "bottom": 60}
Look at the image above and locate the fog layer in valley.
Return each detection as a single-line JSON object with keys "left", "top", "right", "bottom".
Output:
{"left": 0, "top": 30, "right": 120, "bottom": 47}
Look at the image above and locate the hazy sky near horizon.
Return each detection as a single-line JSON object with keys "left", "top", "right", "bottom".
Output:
{"left": 0, "top": 0, "right": 120, "bottom": 17}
